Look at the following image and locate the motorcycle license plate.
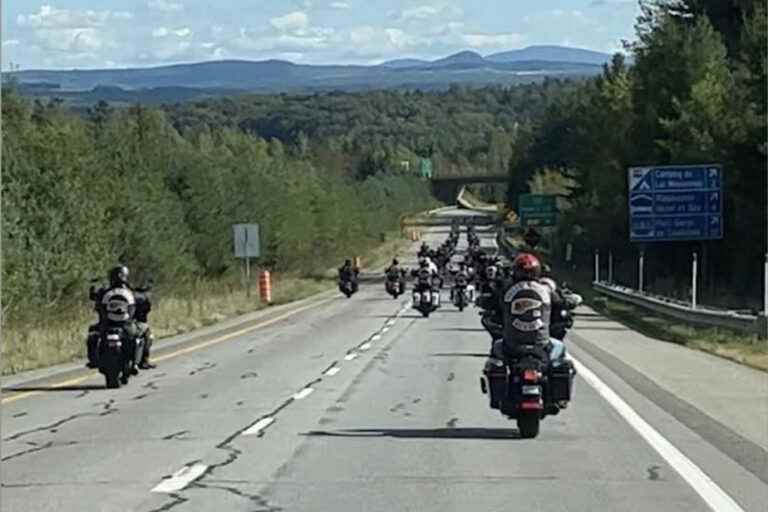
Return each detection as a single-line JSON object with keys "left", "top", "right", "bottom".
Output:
{"left": 108, "top": 341, "right": 122, "bottom": 348}
{"left": 522, "top": 385, "right": 541, "bottom": 395}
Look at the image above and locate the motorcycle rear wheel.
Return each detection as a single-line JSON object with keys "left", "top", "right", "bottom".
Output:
{"left": 517, "top": 414, "right": 540, "bottom": 439}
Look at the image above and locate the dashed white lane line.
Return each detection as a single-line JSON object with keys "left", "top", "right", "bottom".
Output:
{"left": 381, "top": 327, "right": 390, "bottom": 333}
{"left": 344, "top": 353, "right": 358, "bottom": 361}
{"left": 386, "top": 320, "right": 396, "bottom": 326}
{"left": 242, "top": 417, "right": 276, "bottom": 436}
{"left": 324, "top": 366, "right": 341, "bottom": 376}
{"left": 371, "top": 334, "right": 382, "bottom": 341}
{"left": 359, "top": 342, "right": 372, "bottom": 351}
{"left": 151, "top": 463, "right": 208, "bottom": 493}
{"left": 293, "top": 387, "right": 314, "bottom": 400}
{"left": 572, "top": 357, "right": 745, "bottom": 512}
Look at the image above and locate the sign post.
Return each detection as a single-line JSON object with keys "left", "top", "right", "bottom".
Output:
{"left": 639, "top": 250, "right": 645, "bottom": 293}
{"left": 233, "top": 224, "right": 261, "bottom": 298}
{"left": 764, "top": 252, "right": 768, "bottom": 316}
{"left": 519, "top": 194, "right": 558, "bottom": 227}
{"left": 608, "top": 251, "right": 614, "bottom": 284}
{"left": 594, "top": 250, "right": 600, "bottom": 283}
{"left": 692, "top": 252, "right": 698, "bottom": 309}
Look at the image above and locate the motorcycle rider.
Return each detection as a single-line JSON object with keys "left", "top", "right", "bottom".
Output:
{"left": 385, "top": 258, "right": 405, "bottom": 294}
{"left": 133, "top": 282, "right": 156, "bottom": 369}
{"left": 338, "top": 259, "right": 360, "bottom": 292}
{"left": 418, "top": 243, "right": 430, "bottom": 259}
{"left": 86, "top": 265, "right": 143, "bottom": 371}
{"left": 490, "top": 253, "right": 567, "bottom": 363}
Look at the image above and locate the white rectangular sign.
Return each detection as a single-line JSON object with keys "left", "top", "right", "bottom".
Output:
{"left": 233, "top": 224, "right": 261, "bottom": 258}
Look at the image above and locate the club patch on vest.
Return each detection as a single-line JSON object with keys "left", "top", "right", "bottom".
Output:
{"left": 510, "top": 297, "right": 543, "bottom": 314}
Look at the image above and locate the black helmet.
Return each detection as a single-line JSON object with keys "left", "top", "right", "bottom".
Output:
{"left": 392, "top": 258, "right": 399, "bottom": 265}
{"left": 109, "top": 264, "right": 129, "bottom": 286}
{"left": 345, "top": 259, "right": 352, "bottom": 266}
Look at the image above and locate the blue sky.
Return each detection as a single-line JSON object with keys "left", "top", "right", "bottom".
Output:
{"left": 2, "top": 1, "right": 640, "bottom": 69}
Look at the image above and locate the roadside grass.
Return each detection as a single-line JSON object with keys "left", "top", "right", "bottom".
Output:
{"left": 1, "top": 231, "right": 412, "bottom": 376}
{"left": 557, "top": 265, "right": 768, "bottom": 372}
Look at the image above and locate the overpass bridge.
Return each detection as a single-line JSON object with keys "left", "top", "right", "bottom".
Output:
{"left": 430, "top": 174, "right": 509, "bottom": 203}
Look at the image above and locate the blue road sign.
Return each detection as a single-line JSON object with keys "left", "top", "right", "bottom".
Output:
{"left": 628, "top": 165, "right": 723, "bottom": 242}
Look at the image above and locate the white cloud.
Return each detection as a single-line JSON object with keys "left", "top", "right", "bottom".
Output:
{"left": 329, "top": 2, "right": 351, "bottom": 9}
{"left": 152, "top": 27, "right": 169, "bottom": 38}
{"left": 462, "top": 32, "right": 526, "bottom": 49}
{"left": 174, "top": 27, "right": 193, "bottom": 38}
{"left": 148, "top": 0, "right": 185, "bottom": 13}
{"left": 35, "top": 28, "right": 104, "bottom": 52}
{"left": 201, "top": 42, "right": 216, "bottom": 49}
{"left": 400, "top": 4, "right": 463, "bottom": 21}
{"left": 17, "top": 5, "right": 133, "bottom": 29}
{"left": 2, "top": 39, "right": 21, "bottom": 47}
{"left": 270, "top": 11, "right": 310, "bottom": 32}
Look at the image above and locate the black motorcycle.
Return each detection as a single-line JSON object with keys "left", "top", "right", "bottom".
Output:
{"left": 385, "top": 270, "right": 406, "bottom": 299}
{"left": 481, "top": 343, "right": 575, "bottom": 439}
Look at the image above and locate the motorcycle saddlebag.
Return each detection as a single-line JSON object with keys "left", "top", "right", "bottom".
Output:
{"left": 483, "top": 361, "right": 507, "bottom": 409}
{"left": 547, "top": 360, "right": 575, "bottom": 402}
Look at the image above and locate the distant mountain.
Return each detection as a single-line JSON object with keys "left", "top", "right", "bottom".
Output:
{"left": 430, "top": 50, "right": 486, "bottom": 68}
{"left": 4, "top": 45, "right": 609, "bottom": 103}
{"left": 379, "top": 58, "right": 430, "bottom": 69}
{"left": 486, "top": 45, "right": 612, "bottom": 65}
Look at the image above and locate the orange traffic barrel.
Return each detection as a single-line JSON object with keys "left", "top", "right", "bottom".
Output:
{"left": 259, "top": 271, "right": 272, "bottom": 303}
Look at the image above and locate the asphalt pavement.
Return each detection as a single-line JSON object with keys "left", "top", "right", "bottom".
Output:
{"left": 1, "top": 209, "right": 766, "bottom": 512}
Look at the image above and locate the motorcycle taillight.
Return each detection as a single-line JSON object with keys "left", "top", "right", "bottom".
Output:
{"left": 522, "top": 369, "right": 540, "bottom": 382}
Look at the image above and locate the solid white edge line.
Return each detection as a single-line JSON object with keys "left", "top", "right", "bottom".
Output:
{"left": 571, "top": 357, "right": 745, "bottom": 512}
{"left": 242, "top": 416, "right": 275, "bottom": 436}
{"left": 344, "top": 353, "right": 358, "bottom": 361}
{"left": 151, "top": 463, "right": 208, "bottom": 493}
{"left": 324, "top": 366, "right": 341, "bottom": 376}
{"left": 293, "top": 387, "right": 314, "bottom": 400}
{"left": 359, "top": 342, "right": 372, "bottom": 351}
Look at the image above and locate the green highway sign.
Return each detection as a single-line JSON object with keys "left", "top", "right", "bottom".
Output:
{"left": 419, "top": 158, "right": 433, "bottom": 179}
{"left": 518, "top": 194, "right": 557, "bottom": 227}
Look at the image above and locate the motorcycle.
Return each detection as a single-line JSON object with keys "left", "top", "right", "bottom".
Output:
{"left": 481, "top": 343, "right": 575, "bottom": 439}
{"left": 385, "top": 271, "right": 405, "bottom": 299}
{"left": 339, "top": 278, "right": 357, "bottom": 298}
{"left": 452, "top": 283, "right": 470, "bottom": 311}
{"left": 412, "top": 286, "right": 440, "bottom": 318}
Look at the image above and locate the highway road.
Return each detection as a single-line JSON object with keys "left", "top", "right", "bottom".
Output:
{"left": 1, "top": 208, "right": 766, "bottom": 512}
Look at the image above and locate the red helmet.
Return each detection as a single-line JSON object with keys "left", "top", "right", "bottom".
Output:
{"left": 512, "top": 253, "right": 542, "bottom": 281}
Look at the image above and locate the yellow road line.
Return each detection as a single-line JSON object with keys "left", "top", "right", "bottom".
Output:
{"left": 1, "top": 297, "right": 334, "bottom": 405}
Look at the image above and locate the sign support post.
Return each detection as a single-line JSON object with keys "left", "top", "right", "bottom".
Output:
{"left": 608, "top": 251, "right": 614, "bottom": 284}
{"left": 594, "top": 250, "right": 600, "bottom": 283}
{"left": 639, "top": 250, "right": 645, "bottom": 293}
{"left": 692, "top": 252, "right": 698, "bottom": 309}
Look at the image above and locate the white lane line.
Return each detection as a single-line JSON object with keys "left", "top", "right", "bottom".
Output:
{"left": 344, "top": 353, "right": 358, "bottom": 361}
{"left": 242, "top": 416, "right": 275, "bottom": 436}
{"left": 572, "top": 357, "right": 745, "bottom": 512}
{"left": 381, "top": 327, "right": 390, "bottom": 333}
{"left": 359, "top": 342, "right": 372, "bottom": 351}
{"left": 386, "top": 320, "right": 396, "bottom": 326}
{"left": 324, "top": 366, "right": 341, "bottom": 376}
{"left": 293, "top": 387, "right": 314, "bottom": 400}
{"left": 151, "top": 463, "right": 208, "bottom": 493}
{"left": 371, "top": 334, "right": 382, "bottom": 341}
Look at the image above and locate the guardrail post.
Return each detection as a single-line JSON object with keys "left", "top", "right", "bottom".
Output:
{"left": 608, "top": 251, "right": 614, "bottom": 284}
{"left": 638, "top": 250, "right": 645, "bottom": 293}
{"left": 594, "top": 250, "right": 600, "bottom": 283}
{"left": 692, "top": 252, "right": 698, "bottom": 309}
{"left": 764, "top": 252, "right": 768, "bottom": 316}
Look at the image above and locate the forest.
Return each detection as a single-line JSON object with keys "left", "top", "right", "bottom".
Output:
{"left": 3, "top": 0, "right": 766, "bottom": 328}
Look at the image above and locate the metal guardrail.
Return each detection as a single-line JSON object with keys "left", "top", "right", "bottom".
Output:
{"left": 593, "top": 281, "right": 766, "bottom": 337}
